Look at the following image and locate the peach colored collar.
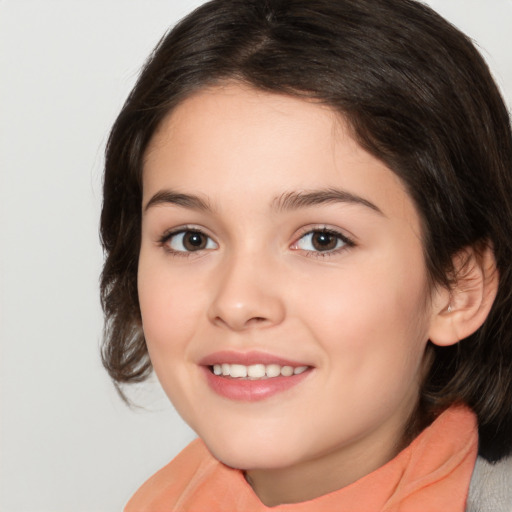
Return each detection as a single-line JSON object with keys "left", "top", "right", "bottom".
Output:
{"left": 125, "top": 405, "right": 478, "bottom": 512}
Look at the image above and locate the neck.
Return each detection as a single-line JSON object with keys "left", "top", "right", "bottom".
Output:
{"left": 244, "top": 417, "right": 407, "bottom": 507}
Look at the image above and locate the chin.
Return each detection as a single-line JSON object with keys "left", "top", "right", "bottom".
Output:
{"left": 202, "top": 431, "right": 300, "bottom": 471}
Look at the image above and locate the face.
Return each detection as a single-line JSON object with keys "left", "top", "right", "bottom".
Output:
{"left": 139, "top": 84, "right": 436, "bottom": 503}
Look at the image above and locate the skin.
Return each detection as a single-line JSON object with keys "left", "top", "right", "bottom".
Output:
{"left": 138, "top": 83, "right": 442, "bottom": 506}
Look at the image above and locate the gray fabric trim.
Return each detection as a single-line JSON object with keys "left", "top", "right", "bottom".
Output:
{"left": 466, "top": 456, "right": 512, "bottom": 512}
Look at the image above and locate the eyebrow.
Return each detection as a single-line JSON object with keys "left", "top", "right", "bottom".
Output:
{"left": 144, "top": 190, "right": 213, "bottom": 212}
{"left": 272, "top": 188, "right": 383, "bottom": 215}
{"left": 144, "top": 187, "right": 383, "bottom": 215}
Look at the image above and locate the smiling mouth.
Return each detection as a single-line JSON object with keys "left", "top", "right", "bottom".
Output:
{"left": 210, "top": 363, "right": 310, "bottom": 380}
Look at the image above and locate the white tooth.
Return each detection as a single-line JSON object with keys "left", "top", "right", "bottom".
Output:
{"left": 247, "top": 364, "right": 266, "bottom": 378}
{"left": 221, "top": 363, "right": 230, "bottom": 376}
{"left": 266, "top": 364, "right": 281, "bottom": 378}
{"left": 293, "top": 366, "right": 308, "bottom": 375}
{"left": 281, "top": 366, "right": 294, "bottom": 377}
{"left": 213, "top": 364, "right": 222, "bottom": 375}
{"left": 230, "top": 364, "right": 248, "bottom": 378}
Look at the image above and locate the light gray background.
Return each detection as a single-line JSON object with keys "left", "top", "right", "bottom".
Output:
{"left": 0, "top": 1, "right": 511, "bottom": 511}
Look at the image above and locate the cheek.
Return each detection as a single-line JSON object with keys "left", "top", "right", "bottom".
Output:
{"left": 137, "top": 252, "right": 201, "bottom": 361}
{"left": 295, "top": 250, "right": 431, "bottom": 379}
{"left": 137, "top": 254, "right": 207, "bottom": 423}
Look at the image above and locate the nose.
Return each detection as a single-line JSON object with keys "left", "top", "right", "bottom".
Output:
{"left": 207, "top": 252, "right": 286, "bottom": 331}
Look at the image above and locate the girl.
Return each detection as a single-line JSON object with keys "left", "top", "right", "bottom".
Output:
{"left": 100, "top": 0, "right": 512, "bottom": 509}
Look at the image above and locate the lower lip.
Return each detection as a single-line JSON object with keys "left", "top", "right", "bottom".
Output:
{"left": 202, "top": 367, "right": 311, "bottom": 401}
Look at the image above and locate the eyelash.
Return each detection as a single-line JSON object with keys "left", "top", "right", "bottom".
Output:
{"left": 291, "top": 227, "right": 355, "bottom": 258}
{"left": 158, "top": 226, "right": 355, "bottom": 258}
{"left": 158, "top": 226, "right": 217, "bottom": 257}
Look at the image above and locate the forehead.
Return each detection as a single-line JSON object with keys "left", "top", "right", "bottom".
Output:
{"left": 142, "top": 83, "right": 419, "bottom": 228}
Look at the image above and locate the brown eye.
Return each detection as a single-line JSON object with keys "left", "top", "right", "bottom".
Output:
{"left": 183, "top": 231, "right": 207, "bottom": 251}
{"left": 293, "top": 229, "right": 350, "bottom": 253}
{"left": 311, "top": 231, "right": 338, "bottom": 251}
{"left": 165, "top": 229, "right": 218, "bottom": 253}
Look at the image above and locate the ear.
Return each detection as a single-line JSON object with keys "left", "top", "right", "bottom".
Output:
{"left": 428, "top": 243, "right": 499, "bottom": 347}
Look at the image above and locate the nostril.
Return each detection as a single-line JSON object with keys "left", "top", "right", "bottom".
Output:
{"left": 213, "top": 315, "right": 270, "bottom": 330}
{"left": 246, "top": 316, "right": 268, "bottom": 326}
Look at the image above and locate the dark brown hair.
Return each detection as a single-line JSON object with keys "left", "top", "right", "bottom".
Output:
{"left": 100, "top": 0, "right": 512, "bottom": 461}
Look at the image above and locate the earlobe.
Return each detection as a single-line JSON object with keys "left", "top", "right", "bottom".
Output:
{"left": 428, "top": 243, "right": 498, "bottom": 347}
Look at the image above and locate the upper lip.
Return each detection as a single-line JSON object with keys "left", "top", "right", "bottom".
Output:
{"left": 199, "top": 350, "right": 311, "bottom": 367}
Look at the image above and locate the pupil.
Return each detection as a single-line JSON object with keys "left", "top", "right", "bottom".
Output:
{"left": 312, "top": 232, "right": 336, "bottom": 251}
{"left": 184, "top": 231, "right": 206, "bottom": 250}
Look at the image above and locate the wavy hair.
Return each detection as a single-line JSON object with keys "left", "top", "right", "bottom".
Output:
{"left": 100, "top": 0, "right": 512, "bottom": 461}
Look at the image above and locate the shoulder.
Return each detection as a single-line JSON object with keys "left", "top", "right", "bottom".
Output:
{"left": 466, "top": 455, "right": 512, "bottom": 512}
{"left": 124, "top": 439, "right": 218, "bottom": 512}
